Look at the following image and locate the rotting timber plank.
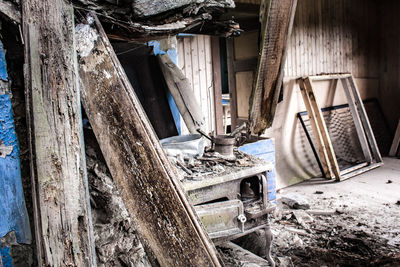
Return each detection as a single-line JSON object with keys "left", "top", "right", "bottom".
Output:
{"left": 21, "top": 0, "right": 96, "bottom": 266}
{"left": 249, "top": 0, "right": 297, "bottom": 134}
{"left": 158, "top": 53, "right": 205, "bottom": 133}
{"left": 77, "top": 14, "right": 221, "bottom": 267}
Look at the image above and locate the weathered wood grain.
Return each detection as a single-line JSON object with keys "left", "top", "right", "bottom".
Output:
{"left": 21, "top": 0, "right": 96, "bottom": 266}
{"left": 248, "top": 0, "right": 297, "bottom": 134}
{"left": 77, "top": 14, "right": 221, "bottom": 267}
{"left": 158, "top": 53, "right": 205, "bottom": 133}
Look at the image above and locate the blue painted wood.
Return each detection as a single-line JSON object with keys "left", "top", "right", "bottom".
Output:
{"left": 0, "top": 94, "right": 31, "bottom": 244}
{"left": 239, "top": 139, "right": 277, "bottom": 203}
{"left": 0, "top": 245, "right": 13, "bottom": 267}
{"left": 0, "top": 42, "right": 8, "bottom": 81}
{"left": 149, "top": 41, "right": 182, "bottom": 134}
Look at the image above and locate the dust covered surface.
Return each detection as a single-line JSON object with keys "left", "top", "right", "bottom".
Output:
{"left": 174, "top": 149, "right": 271, "bottom": 181}
{"left": 270, "top": 192, "right": 400, "bottom": 266}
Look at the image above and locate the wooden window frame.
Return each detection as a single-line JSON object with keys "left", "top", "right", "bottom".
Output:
{"left": 298, "top": 73, "right": 383, "bottom": 181}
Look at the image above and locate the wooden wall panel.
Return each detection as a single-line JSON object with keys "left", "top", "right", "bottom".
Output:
{"left": 235, "top": 71, "right": 254, "bottom": 118}
{"left": 379, "top": 0, "right": 400, "bottom": 132}
{"left": 177, "top": 35, "right": 215, "bottom": 135}
{"left": 284, "top": 0, "right": 379, "bottom": 78}
{"left": 234, "top": 31, "right": 259, "bottom": 60}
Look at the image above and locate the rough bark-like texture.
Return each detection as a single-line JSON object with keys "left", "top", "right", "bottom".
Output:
{"left": 73, "top": 0, "right": 238, "bottom": 40}
{"left": 0, "top": 0, "right": 20, "bottom": 23}
{"left": 248, "top": 0, "right": 297, "bottom": 134}
{"left": 21, "top": 0, "right": 96, "bottom": 266}
{"left": 77, "top": 14, "right": 221, "bottom": 267}
{"left": 73, "top": 0, "right": 234, "bottom": 20}
{"left": 84, "top": 129, "right": 152, "bottom": 267}
{"left": 131, "top": 0, "right": 234, "bottom": 18}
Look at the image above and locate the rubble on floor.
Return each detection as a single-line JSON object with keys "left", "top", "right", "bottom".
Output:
{"left": 233, "top": 191, "right": 400, "bottom": 266}
{"left": 84, "top": 130, "right": 151, "bottom": 267}
{"left": 270, "top": 193, "right": 400, "bottom": 266}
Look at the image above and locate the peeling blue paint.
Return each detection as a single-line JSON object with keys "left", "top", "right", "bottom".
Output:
{"left": 0, "top": 94, "right": 31, "bottom": 244}
{"left": 0, "top": 245, "right": 12, "bottom": 267}
{"left": 0, "top": 42, "right": 8, "bottom": 81}
{"left": 149, "top": 40, "right": 182, "bottom": 135}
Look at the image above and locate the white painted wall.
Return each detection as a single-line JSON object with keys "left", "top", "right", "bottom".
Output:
{"left": 177, "top": 35, "right": 215, "bottom": 135}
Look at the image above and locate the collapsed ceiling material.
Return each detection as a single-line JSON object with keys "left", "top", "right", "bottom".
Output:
{"left": 72, "top": 0, "right": 240, "bottom": 40}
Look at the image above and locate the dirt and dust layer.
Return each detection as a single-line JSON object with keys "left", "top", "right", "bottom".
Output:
{"left": 232, "top": 189, "right": 400, "bottom": 267}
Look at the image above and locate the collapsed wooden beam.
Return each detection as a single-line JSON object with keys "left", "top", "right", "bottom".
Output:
{"left": 21, "top": 0, "right": 96, "bottom": 266}
{"left": 131, "top": 0, "right": 235, "bottom": 18}
{"left": 72, "top": 0, "right": 234, "bottom": 20}
{"left": 248, "top": 0, "right": 297, "bottom": 134}
{"left": 76, "top": 14, "right": 221, "bottom": 266}
{"left": 158, "top": 53, "right": 205, "bottom": 133}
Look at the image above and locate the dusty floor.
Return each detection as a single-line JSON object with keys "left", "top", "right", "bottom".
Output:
{"left": 270, "top": 157, "right": 400, "bottom": 266}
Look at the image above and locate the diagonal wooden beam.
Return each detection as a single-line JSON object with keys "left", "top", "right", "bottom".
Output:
{"left": 298, "top": 78, "right": 333, "bottom": 179}
{"left": 303, "top": 77, "right": 341, "bottom": 180}
{"left": 249, "top": 0, "right": 297, "bottom": 134}
{"left": 77, "top": 13, "right": 221, "bottom": 267}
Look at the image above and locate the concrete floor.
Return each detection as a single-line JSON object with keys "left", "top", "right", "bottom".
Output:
{"left": 278, "top": 157, "right": 400, "bottom": 245}
{"left": 280, "top": 157, "right": 400, "bottom": 205}
{"left": 269, "top": 157, "right": 400, "bottom": 265}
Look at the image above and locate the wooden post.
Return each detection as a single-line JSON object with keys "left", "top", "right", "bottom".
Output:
{"left": 249, "top": 0, "right": 297, "bottom": 134}
{"left": 77, "top": 14, "right": 221, "bottom": 267}
{"left": 211, "top": 36, "right": 224, "bottom": 135}
{"left": 21, "top": 1, "right": 96, "bottom": 266}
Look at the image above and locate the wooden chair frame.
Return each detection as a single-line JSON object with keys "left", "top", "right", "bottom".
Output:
{"left": 298, "top": 74, "right": 383, "bottom": 181}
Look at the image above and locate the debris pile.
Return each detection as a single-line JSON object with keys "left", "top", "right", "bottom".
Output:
{"left": 84, "top": 131, "right": 151, "bottom": 267}
{"left": 268, "top": 193, "right": 400, "bottom": 266}
{"left": 171, "top": 149, "right": 268, "bottom": 181}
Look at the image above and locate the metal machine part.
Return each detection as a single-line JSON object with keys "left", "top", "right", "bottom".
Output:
{"left": 182, "top": 162, "right": 276, "bottom": 266}
{"left": 195, "top": 200, "right": 245, "bottom": 238}
{"left": 213, "top": 135, "right": 236, "bottom": 157}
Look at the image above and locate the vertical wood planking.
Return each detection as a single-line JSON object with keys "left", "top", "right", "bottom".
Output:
{"left": 284, "top": 0, "right": 378, "bottom": 78}
{"left": 191, "top": 36, "right": 200, "bottom": 102}
{"left": 177, "top": 35, "right": 216, "bottom": 134}
{"left": 204, "top": 35, "right": 215, "bottom": 133}
{"left": 197, "top": 35, "right": 209, "bottom": 133}
{"left": 183, "top": 38, "right": 193, "bottom": 89}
